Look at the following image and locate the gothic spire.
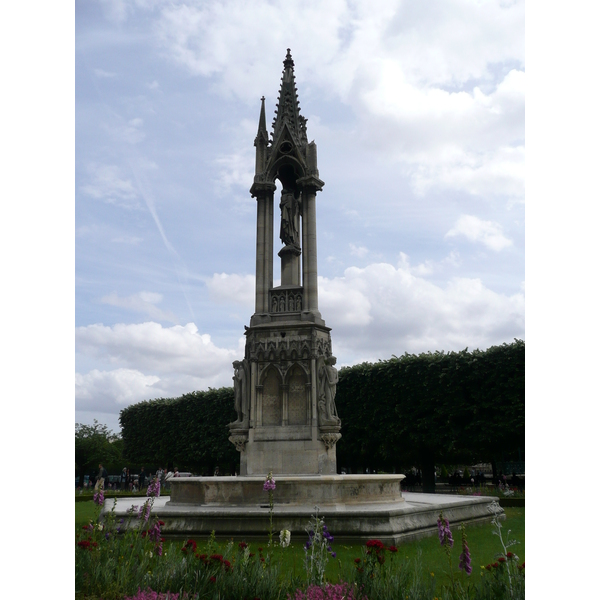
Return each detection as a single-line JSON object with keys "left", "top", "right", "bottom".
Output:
{"left": 271, "top": 49, "right": 308, "bottom": 147}
{"left": 255, "top": 96, "right": 268, "bottom": 145}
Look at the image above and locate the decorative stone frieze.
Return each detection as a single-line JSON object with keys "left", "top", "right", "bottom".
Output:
{"left": 270, "top": 287, "right": 303, "bottom": 313}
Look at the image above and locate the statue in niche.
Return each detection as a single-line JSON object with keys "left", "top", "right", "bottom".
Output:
{"left": 229, "top": 359, "right": 249, "bottom": 429}
{"left": 279, "top": 188, "right": 301, "bottom": 248}
{"left": 317, "top": 356, "right": 341, "bottom": 427}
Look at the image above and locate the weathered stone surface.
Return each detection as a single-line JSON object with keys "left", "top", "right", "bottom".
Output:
{"left": 231, "top": 50, "right": 339, "bottom": 476}
{"left": 102, "top": 487, "right": 503, "bottom": 545}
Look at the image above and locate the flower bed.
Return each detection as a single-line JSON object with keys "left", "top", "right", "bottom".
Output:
{"left": 76, "top": 480, "right": 524, "bottom": 599}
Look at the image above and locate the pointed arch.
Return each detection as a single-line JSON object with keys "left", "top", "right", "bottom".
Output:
{"left": 261, "top": 365, "right": 282, "bottom": 426}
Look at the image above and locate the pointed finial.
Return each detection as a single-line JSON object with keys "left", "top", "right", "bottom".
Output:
{"left": 284, "top": 48, "right": 294, "bottom": 69}
{"left": 255, "top": 95, "right": 268, "bottom": 145}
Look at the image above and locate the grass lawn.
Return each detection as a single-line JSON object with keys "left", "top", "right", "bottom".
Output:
{"left": 76, "top": 499, "right": 523, "bottom": 589}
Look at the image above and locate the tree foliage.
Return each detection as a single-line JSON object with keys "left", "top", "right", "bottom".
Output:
{"left": 75, "top": 420, "right": 123, "bottom": 480}
{"left": 335, "top": 340, "right": 524, "bottom": 491}
{"left": 119, "top": 387, "right": 238, "bottom": 475}
{"left": 116, "top": 341, "right": 524, "bottom": 488}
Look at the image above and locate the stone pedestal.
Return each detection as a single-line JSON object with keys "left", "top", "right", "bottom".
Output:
{"left": 230, "top": 319, "right": 340, "bottom": 476}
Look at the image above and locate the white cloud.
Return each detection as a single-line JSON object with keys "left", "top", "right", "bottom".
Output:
{"left": 147, "top": 0, "right": 524, "bottom": 199}
{"left": 214, "top": 151, "right": 254, "bottom": 195}
{"left": 318, "top": 259, "right": 523, "bottom": 361}
{"left": 446, "top": 215, "right": 513, "bottom": 251}
{"left": 76, "top": 321, "right": 238, "bottom": 377}
{"left": 76, "top": 368, "right": 161, "bottom": 411}
{"left": 75, "top": 367, "right": 236, "bottom": 415}
{"left": 76, "top": 322, "right": 241, "bottom": 414}
{"left": 206, "top": 273, "right": 255, "bottom": 307}
{"left": 349, "top": 244, "right": 368, "bottom": 258}
{"left": 94, "top": 68, "right": 117, "bottom": 78}
{"left": 100, "top": 291, "right": 179, "bottom": 323}
{"left": 80, "top": 163, "right": 140, "bottom": 209}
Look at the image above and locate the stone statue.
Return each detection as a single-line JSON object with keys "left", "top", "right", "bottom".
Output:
{"left": 279, "top": 189, "right": 300, "bottom": 248}
{"left": 229, "top": 359, "right": 249, "bottom": 429}
{"left": 317, "top": 356, "right": 341, "bottom": 427}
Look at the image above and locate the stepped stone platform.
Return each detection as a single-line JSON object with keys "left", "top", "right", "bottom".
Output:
{"left": 100, "top": 475, "right": 502, "bottom": 544}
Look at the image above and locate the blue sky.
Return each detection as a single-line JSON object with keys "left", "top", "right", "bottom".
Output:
{"left": 75, "top": 0, "right": 525, "bottom": 433}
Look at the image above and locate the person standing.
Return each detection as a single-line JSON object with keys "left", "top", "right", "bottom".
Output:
{"left": 139, "top": 467, "right": 146, "bottom": 490}
{"left": 95, "top": 463, "right": 108, "bottom": 491}
{"left": 120, "top": 467, "right": 127, "bottom": 491}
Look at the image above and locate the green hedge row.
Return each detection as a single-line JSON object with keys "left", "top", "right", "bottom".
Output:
{"left": 119, "top": 341, "right": 524, "bottom": 492}
{"left": 335, "top": 340, "right": 525, "bottom": 490}
{"left": 119, "top": 388, "right": 238, "bottom": 475}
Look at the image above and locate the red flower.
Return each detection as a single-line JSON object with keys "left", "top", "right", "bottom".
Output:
{"left": 354, "top": 558, "right": 361, "bottom": 564}
{"left": 518, "top": 562, "right": 525, "bottom": 571}
{"left": 260, "top": 557, "right": 265, "bottom": 562}
{"left": 498, "top": 557, "right": 506, "bottom": 564}
{"left": 485, "top": 564, "right": 492, "bottom": 571}
{"left": 239, "top": 541, "right": 248, "bottom": 549}
{"left": 366, "top": 540, "right": 385, "bottom": 550}
{"left": 210, "top": 576, "right": 216, "bottom": 583}
{"left": 223, "top": 559, "right": 231, "bottom": 570}
{"left": 210, "top": 554, "right": 224, "bottom": 562}
{"left": 357, "top": 567, "right": 364, "bottom": 573}
{"left": 388, "top": 545, "right": 398, "bottom": 553}
{"left": 158, "top": 520, "right": 165, "bottom": 526}
{"left": 377, "top": 553, "right": 385, "bottom": 565}
{"left": 492, "top": 562, "right": 499, "bottom": 568}
{"left": 258, "top": 547, "right": 263, "bottom": 552}
{"left": 506, "top": 552, "right": 514, "bottom": 559}
{"left": 77, "top": 540, "right": 90, "bottom": 549}
{"left": 249, "top": 552, "right": 255, "bottom": 558}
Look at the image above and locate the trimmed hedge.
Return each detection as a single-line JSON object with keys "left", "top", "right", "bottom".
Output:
{"left": 119, "top": 341, "right": 524, "bottom": 490}
{"left": 119, "top": 388, "right": 238, "bottom": 475}
{"left": 335, "top": 340, "right": 525, "bottom": 491}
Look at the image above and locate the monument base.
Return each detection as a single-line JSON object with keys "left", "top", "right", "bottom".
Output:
{"left": 101, "top": 475, "right": 503, "bottom": 544}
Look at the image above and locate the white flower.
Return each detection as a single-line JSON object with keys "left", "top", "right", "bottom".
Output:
{"left": 97, "top": 523, "right": 104, "bottom": 531}
{"left": 279, "top": 529, "right": 291, "bottom": 548}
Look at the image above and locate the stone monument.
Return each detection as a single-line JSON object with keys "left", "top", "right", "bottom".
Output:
{"left": 103, "top": 51, "right": 504, "bottom": 543}
{"left": 227, "top": 49, "right": 341, "bottom": 477}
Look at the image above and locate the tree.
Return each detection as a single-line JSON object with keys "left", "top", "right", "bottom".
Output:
{"left": 75, "top": 420, "right": 122, "bottom": 484}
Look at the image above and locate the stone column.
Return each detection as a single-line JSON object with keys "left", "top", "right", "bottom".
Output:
{"left": 251, "top": 183, "right": 276, "bottom": 314}
{"left": 298, "top": 176, "right": 323, "bottom": 314}
{"left": 255, "top": 197, "right": 266, "bottom": 313}
{"left": 266, "top": 190, "right": 274, "bottom": 293}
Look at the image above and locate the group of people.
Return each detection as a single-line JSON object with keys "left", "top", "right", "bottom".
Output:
{"left": 90, "top": 464, "right": 182, "bottom": 492}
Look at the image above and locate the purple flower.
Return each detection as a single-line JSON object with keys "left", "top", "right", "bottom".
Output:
{"left": 147, "top": 478, "right": 161, "bottom": 497}
{"left": 263, "top": 472, "right": 276, "bottom": 491}
{"left": 459, "top": 524, "right": 472, "bottom": 575}
{"left": 437, "top": 513, "right": 454, "bottom": 548}
{"left": 138, "top": 502, "right": 152, "bottom": 522}
{"left": 93, "top": 490, "right": 104, "bottom": 506}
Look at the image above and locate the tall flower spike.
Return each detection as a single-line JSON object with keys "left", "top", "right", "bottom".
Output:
{"left": 458, "top": 523, "right": 472, "bottom": 575}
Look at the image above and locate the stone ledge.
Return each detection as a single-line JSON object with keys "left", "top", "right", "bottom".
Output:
{"left": 101, "top": 491, "right": 502, "bottom": 545}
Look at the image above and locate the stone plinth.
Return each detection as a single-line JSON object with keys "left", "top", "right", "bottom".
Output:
{"left": 101, "top": 478, "right": 504, "bottom": 545}
{"left": 168, "top": 474, "right": 405, "bottom": 506}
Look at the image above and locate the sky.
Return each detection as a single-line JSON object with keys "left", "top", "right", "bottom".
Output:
{"left": 75, "top": 0, "right": 526, "bottom": 434}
